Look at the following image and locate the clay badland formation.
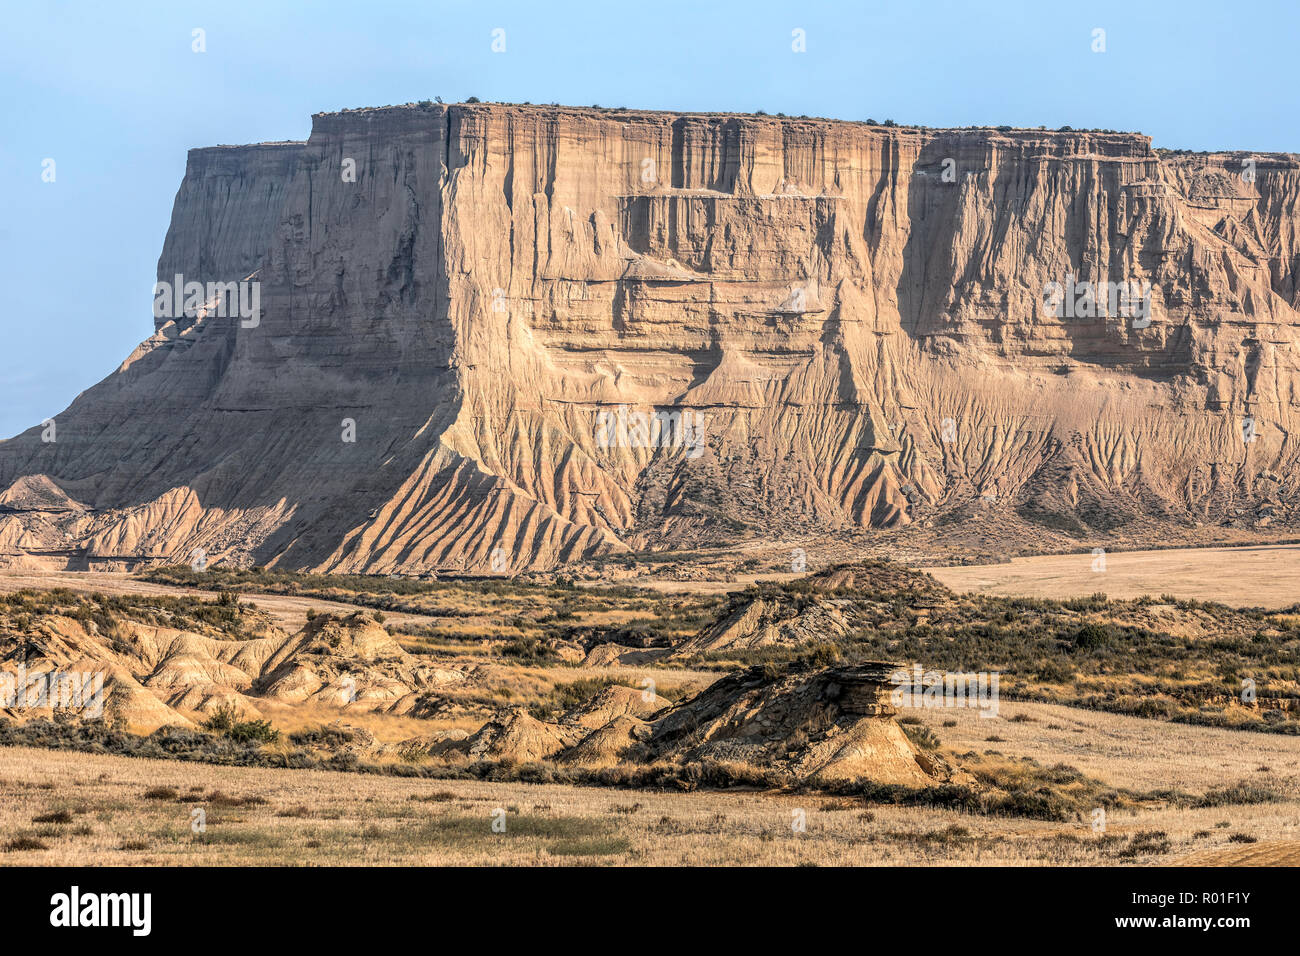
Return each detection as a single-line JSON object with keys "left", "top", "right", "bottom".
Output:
{"left": 4, "top": 103, "right": 1300, "bottom": 573}
{"left": 0, "top": 575, "right": 968, "bottom": 791}
{"left": 5, "top": 560, "right": 1296, "bottom": 780}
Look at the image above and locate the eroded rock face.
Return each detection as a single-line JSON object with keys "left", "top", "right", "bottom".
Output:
{"left": 0, "top": 609, "right": 468, "bottom": 731}
{"left": 443, "top": 661, "right": 961, "bottom": 788}
{"left": 4, "top": 104, "right": 1300, "bottom": 572}
{"left": 639, "top": 662, "right": 963, "bottom": 786}
{"left": 669, "top": 595, "right": 848, "bottom": 658}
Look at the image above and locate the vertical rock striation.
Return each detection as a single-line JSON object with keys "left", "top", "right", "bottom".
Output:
{"left": 3, "top": 104, "right": 1300, "bottom": 571}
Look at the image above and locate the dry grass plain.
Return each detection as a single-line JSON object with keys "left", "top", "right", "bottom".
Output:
{"left": 910, "top": 699, "right": 1300, "bottom": 794}
{"left": 926, "top": 544, "right": 1300, "bottom": 609}
{"left": 3, "top": 695, "right": 1298, "bottom": 866}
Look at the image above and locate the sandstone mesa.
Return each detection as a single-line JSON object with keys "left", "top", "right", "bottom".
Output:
{"left": 2, "top": 102, "right": 1299, "bottom": 574}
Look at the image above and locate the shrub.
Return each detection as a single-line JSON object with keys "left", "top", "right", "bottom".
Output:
{"left": 500, "top": 636, "right": 556, "bottom": 663}
{"left": 32, "top": 810, "right": 73, "bottom": 824}
{"left": 1072, "top": 622, "right": 1112, "bottom": 650}
{"left": 1192, "top": 783, "right": 1280, "bottom": 808}
{"left": 1035, "top": 659, "right": 1075, "bottom": 682}
{"left": 226, "top": 718, "right": 280, "bottom": 744}
{"left": 202, "top": 703, "right": 239, "bottom": 734}
{"left": 203, "top": 703, "right": 280, "bottom": 744}
{"left": 797, "top": 643, "right": 841, "bottom": 667}
{"left": 4, "top": 836, "right": 49, "bottom": 851}
{"left": 903, "top": 722, "right": 940, "bottom": 751}
{"left": 1117, "top": 830, "right": 1171, "bottom": 857}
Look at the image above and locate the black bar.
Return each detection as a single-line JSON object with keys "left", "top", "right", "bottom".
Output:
{"left": 0, "top": 866, "right": 1277, "bottom": 943}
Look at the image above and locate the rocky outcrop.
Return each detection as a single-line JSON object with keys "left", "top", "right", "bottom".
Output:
{"left": 669, "top": 594, "right": 848, "bottom": 658}
{"left": 560, "top": 683, "right": 669, "bottom": 728}
{"left": 639, "top": 661, "right": 968, "bottom": 786}
{"left": 459, "top": 710, "right": 585, "bottom": 763}
{"left": 4, "top": 104, "right": 1300, "bottom": 572}
{"left": 440, "top": 661, "right": 962, "bottom": 788}
{"left": 670, "top": 562, "right": 950, "bottom": 660}
{"left": 0, "top": 608, "right": 469, "bottom": 731}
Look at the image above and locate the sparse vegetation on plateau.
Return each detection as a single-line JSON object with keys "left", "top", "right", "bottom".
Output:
{"left": 676, "top": 563, "right": 1300, "bottom": 734}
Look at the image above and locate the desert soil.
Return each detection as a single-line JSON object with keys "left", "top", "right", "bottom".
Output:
{"left": 926, "top": 544, "right": 1300, "bottom": 609}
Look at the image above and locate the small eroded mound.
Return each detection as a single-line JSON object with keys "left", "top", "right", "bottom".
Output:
{"left": 644, "top": 662, "right": 953, "bottom": 787}
{"left": 458, "top": 710, "right": 585, "bottom": 763}
{"left": 670, "top": 562, "right": 950, "bottom": 661}
{"left": 558, "top": 715, "right": 650, "bottom": 767}
{"left": 806, "top": 562, "right": 952, "bottom": 598}
{"left": 670, "top": 596, "right": 847, "bottom": 658}
{"left": 446, "top": 661, "right": 964, "bottom": 790}
{"left": 561, "top": 684, "right": 669, "bottom": 728}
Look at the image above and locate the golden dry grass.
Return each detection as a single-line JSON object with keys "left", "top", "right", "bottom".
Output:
{"left": 906, "top": 699, "right": 1300, "bottom": 793}
{"left": 1, "top": 739, "right": 1296, "bottom": 866}
{"left": 1173, "top": 840, "right": 1300, "bottom": 866}
{"left": 927, "top": 544, "right": 1300, "bottom": 609}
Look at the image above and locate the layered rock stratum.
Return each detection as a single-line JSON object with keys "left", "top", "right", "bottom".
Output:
{"left": 4, "top": 103, "right": 1300, "bottom": 572}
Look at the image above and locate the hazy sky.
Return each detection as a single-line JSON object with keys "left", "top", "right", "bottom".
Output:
{"left": 3, "top": 0, "right": 1297, "bottom": 437}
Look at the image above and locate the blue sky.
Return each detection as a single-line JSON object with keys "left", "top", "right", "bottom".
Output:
{"left": 2, "top": 0, "right": 1297, "bottom": 437}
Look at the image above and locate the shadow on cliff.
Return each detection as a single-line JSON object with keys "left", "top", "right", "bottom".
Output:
{"left": 0, "top": 303, "right": 467, "bottom": 570}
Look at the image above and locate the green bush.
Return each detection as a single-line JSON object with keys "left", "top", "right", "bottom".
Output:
{"left": 500, "top": 636, "right": 557, "bottom": 663}
{"left": 202, "top": 703, "right": 280, "bottom": 744}
{"left": 902, "top": 723, "right": 940, "bottom": 751}
{"left": 1072, "top": 622, "right": 1112, "bottom": 651}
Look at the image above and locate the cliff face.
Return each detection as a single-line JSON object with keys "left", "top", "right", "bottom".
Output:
{"left": 4, "top": 104, "right": 1300, "bottom": 572}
